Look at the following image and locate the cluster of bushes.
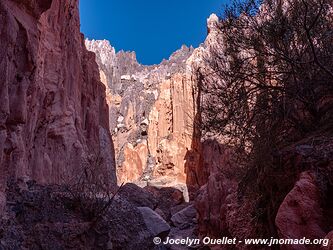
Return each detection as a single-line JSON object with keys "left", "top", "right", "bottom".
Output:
{"left": 199, "top": 0, "right": 333, "bottom": 237}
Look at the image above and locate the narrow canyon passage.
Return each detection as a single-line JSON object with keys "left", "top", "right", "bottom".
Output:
{"left": 85, "top": 39, "right": 204, "bottom": 200}
{"left": 0, "top": 0, "right": 222, "bottom": 247}
{"left": 83, "top": 16, "right": 225, "bottom": 245}
{"left": 0, "top": 0, "right": 332, "bottom": 249}
{"left": 83, "top": 13, "right": 225, "bottom": 199}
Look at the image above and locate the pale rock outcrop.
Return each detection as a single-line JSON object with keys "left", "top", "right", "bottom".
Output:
{"left": 0, "top": 0, "right": 116, "bottom": 211}
{"left": 148, "top": 72, "right": 198, "bottom": 185}
{"left": 120, "top": 140, "right": 149, "bottom": 183}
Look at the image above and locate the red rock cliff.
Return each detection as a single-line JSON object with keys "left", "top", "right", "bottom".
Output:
{"left": 86, "top": 40, "right": 202, "bottom": 201}
{"left": 0, "top": 0, "right": 116, "bottom": 208}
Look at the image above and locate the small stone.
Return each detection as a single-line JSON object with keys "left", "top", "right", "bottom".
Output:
{"left": 117, "top": 116, "right": 124, "bottom": 123}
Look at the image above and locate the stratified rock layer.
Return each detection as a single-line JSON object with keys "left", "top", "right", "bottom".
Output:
{"left": 0, "top": 0, "right": 116, "bottom": 209}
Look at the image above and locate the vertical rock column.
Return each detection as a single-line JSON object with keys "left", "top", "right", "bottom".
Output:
{"left": 0, "top": 0, "right": 117, "bottom": 212}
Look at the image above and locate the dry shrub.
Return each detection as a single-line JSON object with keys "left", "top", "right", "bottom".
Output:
{"left": 63, "top": 150, "right": 122, "bottom": 225}
{"left": 199, "top": 0, "right": 333, "bottom": 237}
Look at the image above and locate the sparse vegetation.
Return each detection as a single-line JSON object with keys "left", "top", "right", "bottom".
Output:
{"left": 198, "top": 0, "right": 333, "bottom": 237}
{"left": 63, "top": 150, "right": 123, "bottom": 227}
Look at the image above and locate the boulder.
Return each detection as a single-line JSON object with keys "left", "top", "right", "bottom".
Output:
{"left": 276, "top": 171, "right": 327, "bottom": 248}
{"left": 118, "top": 183, "right": 157, "bottom": 209}
{"left": 171, "top": 205, "right": 197, "bottom": 228}
{"left": 138, "top": 207, "right": 171, "bottom": 238}
{"left": 322, "top": 231, "right": 333, "bottom": 249}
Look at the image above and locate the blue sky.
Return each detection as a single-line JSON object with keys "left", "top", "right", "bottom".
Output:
{"left": 79, "top": 0, "right": 228, "bottom": 65}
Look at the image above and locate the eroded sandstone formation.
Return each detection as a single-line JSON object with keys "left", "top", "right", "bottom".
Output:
{"left": 85, "top": 39, "right": 204, "bottom": 199}
{"left": 88, "top": 7, "right": 333, "bottom": 248}
{"left": 0, "top": 1, "right": 200, "bottom": 248}
{"left": 88, "top": 4, "right": 333, "bottom": 248}
{"left": 191, "top": 9, "right": 333, "bottom": 248}
{"left": 192, "top": 7, "right": 333, "bottom": 249}
{"left": 276, "top": 172, "right": 327, "bottom": 247}
{"left": 0, "top": 0, "right": 116, "bottom": 210}
{"left": 1, "top": 0, "right": 332, "bottom": 248}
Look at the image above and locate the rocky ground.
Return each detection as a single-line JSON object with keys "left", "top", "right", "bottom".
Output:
{"left": 0, "top": 181, "right": 198, "bottom": 250}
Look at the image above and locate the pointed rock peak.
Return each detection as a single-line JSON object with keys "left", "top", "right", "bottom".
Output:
{"left": 85, "top": 39, "right": 116, "bottom": 54}
{"left": 207, "top": 13, "right": 219, "bottom": 33}
{"left": 180, "top": 44, "right": 189, "bottom": 50}
{"left": 118, "top": 50, "right": 137, "bottom": 58}
{"left": 168, "top": 44, "right": 194, "bottom": 63}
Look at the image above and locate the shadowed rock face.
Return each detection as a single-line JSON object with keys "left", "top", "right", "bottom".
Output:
{"left": 193, "top": 10, "right": 333, "bottom": 247}
{"left": 190, "top": 11, "right": 333, "bottom": 245}
{"left": 1, "top": 181, "right": 185, "bottom": 249}
{"left": 3, "top": 0, "right": 329, "bottom": 245}
{"left": 276, "top": 172, "right": 327, "bottom": 246}
{"left": 0, "top": 0, "right": 116, "bottom": 210}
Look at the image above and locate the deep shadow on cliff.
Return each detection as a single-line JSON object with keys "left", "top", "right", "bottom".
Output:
{"left": 183, "top": 86, "right": 333, "bottom": 250}
{"left": 0, "top": 0, "right": 200, "bottom": 249}
{"left": 187, "top": 0, "right": 333, "bottom": 249}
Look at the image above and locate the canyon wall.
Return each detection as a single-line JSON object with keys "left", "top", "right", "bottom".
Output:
{"left": 0, "top": 0, "right": 116, "bottom": 209}
{"left": 84, "top": 12, "right": 225, "bottom": 206}
{"left": 1, "top": 0, "right": 330, "bottom": 246}
{"left": 0, "top": 1, "right": 198, "bottom": 247}
{"left": 86, "top": 5, "right": 333, "bottom": 246}
{"left": 85, "top": 40, "right": 205, "bottom": 199}
{"left": 192, "top": 5, "right": 333, "bottom": 248}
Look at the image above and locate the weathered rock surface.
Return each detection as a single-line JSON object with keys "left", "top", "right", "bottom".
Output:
{"left": 4, "top": 0, "right": 333, "bottom": 247}
{"left": 0, "top": 0, "right": 116, "bottom": 211}
{"left": 138, "top": 206, "right": 171, "bottom": 238}
{"left": 118, "top": 182, "right": 158, "bottom": 209}
{"left": 86, "top": 3, "right": 333, "bottom": 248}
{"left": 85, "top": 14, "right": 228, "bottom": 243}
{"left": 86, "top": 39, "right": 202, "bottom": 199}
{"left": 0, "top": 179, "right": 201, "bottom": 249}
{"left": 322, "top": 231, "right": 333, "bottom": 249}
{"left": 0, "top": 181, "right": 166, "bottom": 249}
{"left": 0, "top": 0, "right": 203, "bottom": 247}
{"left": 171, "top": 204, "right": 197, "bottom": 228}
{"left": 276, "top": 171, "right": 326, "bottom": 245}
{"left": 184, "top": 10, "right": 333, "bottom": 246}
{"left": 272, "top": 137, "right": 333, "bottom": 249}
{"left": 195, "top": 140, "right": 238, "bottom": 238}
